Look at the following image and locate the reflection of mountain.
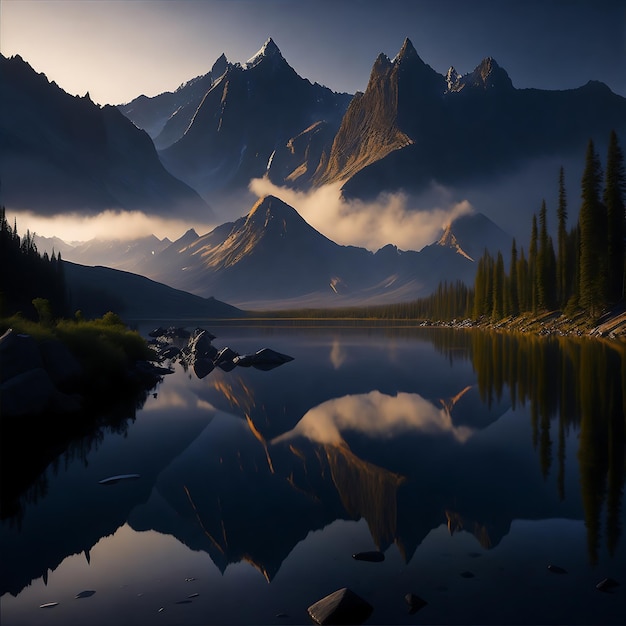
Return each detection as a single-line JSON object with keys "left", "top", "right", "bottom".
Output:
{"left": 5, "top": 329, "right": 622, "bottom": 599}
{"left": 0, "top": 403, "right": 212, "bottom": 597}
{"left": 324, "top": 443, "right": 405, "bottom": 550}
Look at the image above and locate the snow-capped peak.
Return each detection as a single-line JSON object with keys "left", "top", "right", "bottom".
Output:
{"left": 245, "top": 37, "right": 284, "bottom": 68}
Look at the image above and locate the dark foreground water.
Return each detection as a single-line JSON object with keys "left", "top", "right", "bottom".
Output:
{"left": 1, "top": 325, "right": 625, "bottom": 625}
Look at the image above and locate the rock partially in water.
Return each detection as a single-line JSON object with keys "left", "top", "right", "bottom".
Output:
{"left": 352, "top": 550, "right": 385, "bottom": 562}
{"left": 234, "top": 348, "right": 294, "bottom": 370}
{"left": 98, "top": 474, "right": 140, "bottom": 485}
{"left": 405, "top": 593, "right": 427, "bottom": 614}
{"left": 193, "top": 358, "right": 215, "bottom": 379}
{"left": 596, "top": 577, "right": 619, "bottom": 592}
{"left": 307, "top": 587, "right": 373, "bottom": 625}
{"left": 214, "top": 347, "right": 239, "bottom": 371}
{"left": 75, "top": 590, "right": 96, "bottom": 599}
{"left": 547, "top": 564, "right": 567, "bottom": 574}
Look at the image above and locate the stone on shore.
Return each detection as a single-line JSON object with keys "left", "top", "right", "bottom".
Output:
{"left": 307, "top": 587, "right": 373, "bottom": 625}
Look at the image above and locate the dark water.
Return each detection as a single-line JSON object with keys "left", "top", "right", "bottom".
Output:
{"left": 1, "top": 325, "right": 625, "bottom": 625}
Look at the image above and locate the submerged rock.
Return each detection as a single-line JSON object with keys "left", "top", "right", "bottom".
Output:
{"left": 596, "top": 577, "right": 619, "bottom": 592}
{"left": 307, "top": 587, "right": 373, "bottom": 625}
{"left": 352, "top": 550, "right": 385, "bottom": 562}
{"left": 405, "top": 593, "right": 427, "bottom": 614}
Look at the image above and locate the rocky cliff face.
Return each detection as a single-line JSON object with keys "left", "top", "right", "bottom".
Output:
{"left": 0, "top": 54, "right": 212, "bottom": 217}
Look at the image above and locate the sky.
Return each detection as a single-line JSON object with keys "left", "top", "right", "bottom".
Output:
{"left": 1, "top": 0, "right": 625, "bottom": 246}
{"left": 1, "top": 0, "right": 625, "bottom": 106}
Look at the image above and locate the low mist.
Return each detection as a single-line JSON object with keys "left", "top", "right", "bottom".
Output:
{"left": 249, "top": 178, "right": 473, "bottom": 252}
{"left": 9, "top": 209, "right": 215, "bottom": 243}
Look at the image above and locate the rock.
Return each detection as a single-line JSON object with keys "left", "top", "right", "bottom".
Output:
{"left": 547, "top": 564, "right": 567, "bottom": 574}
{"left": 40, "top": 339, "right": 83, "bottom": 388}
{"left": 307, "top": 587, "right": 373, "bottom": 625}
{"left": 596, "top": 577, "right": 619, "bottom": 592}
{"left": 193, "top": 358, "right": 215, "bottom": 379}
{"left": 98, "top": 474, "right": 140, "bottom": 485}
{"left": 0, "top": 367, "right": 57, "bottom": 417}
{"left": 234, "top": 348, "right": 294, "bottom": 371}
{"left": 0, "top": 329, "right": 43, "bottom": 383}
{"left": 75, "top": 590, "right": 96, "bottom": 599}
{"left": 160, "top": 345, "right": 180, "bottom": 360}
{"left": 405, "top": 593, "right": 427, "bottom": 614}
{"left": 352, "top": 550, "right": 385, "bottom": 562}
{"left": 214, "top": 347, "right": 239, "bottom": 371}
{"left": 148, "top": 326, "right": 167, "bottom": 338}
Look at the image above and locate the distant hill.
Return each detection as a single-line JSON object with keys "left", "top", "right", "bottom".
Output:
{"left": 64, "top": 261, "right": 244, "bottom": 320}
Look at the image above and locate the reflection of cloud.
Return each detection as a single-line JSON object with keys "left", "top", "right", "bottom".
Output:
{"left": 329, "top": 339, "right": 347, "bottom": 370}
{"left": 272, "top": 391, "right": 474, "bottom": 446}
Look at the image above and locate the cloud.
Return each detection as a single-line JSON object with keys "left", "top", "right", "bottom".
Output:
{"left": 8, "top": 209, "right": 215, "bottom": 243}
{"left": 271, "top": 390, "right": 474, "bottom": 447}
{"left": 249, "top": 177, "right": 473, "bottom": 252}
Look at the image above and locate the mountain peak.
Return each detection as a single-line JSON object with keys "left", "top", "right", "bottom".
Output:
{"left": 470, "top": 57, "right": 513, "bottom": 90}
{"left": 246, "top": 37, "right": 284, "bottom": 68}
{"left": 394, "top": 37, "right": 418, "bottom": 63}
{"left": 211, "top": 53, "right": 229, "bottom": 78}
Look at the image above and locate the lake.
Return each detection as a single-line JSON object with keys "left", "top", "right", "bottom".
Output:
{"left": 1, "top": 324, "right": 625, "bottom": 625}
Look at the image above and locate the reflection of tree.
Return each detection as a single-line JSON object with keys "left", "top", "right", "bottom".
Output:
{"left": 456, "top": 330, "right": 626, "bottom": 564}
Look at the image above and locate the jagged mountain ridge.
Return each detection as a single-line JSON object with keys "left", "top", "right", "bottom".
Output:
{"left": 119, "top": 53, "right": 229, "bottom": 149}
{"left": 115, "top": 195, "right": 511, "bottom": 308}
{"left": 316, "top": 38, "right": 626, "bottom": 199}
{"left": 155, "top": 39, "right": 352, "bottom": 198}
{"left": 0, "top": 54, "right": 212, "bottom": 218}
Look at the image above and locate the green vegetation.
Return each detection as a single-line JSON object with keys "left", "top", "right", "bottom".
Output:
{"left": 1, "top": 308, "right": 154, "bottom": 391}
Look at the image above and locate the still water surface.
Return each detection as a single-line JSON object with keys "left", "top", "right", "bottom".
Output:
{"left": 1, "top": 325, "right": 625, "bottom": 624}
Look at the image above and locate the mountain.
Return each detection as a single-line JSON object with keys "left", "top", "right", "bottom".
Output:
{"left": 35, "top": 233, "right": 172, "bottom": 272}
{"left": 64, "top": 261, "right": 243, "bottom": 319}
{"left": 118, "top": 53, "right": 230, "bottom": 150}
{"left": 157, "top": 39, "right": 352, "bottom": 199}
{"left": 314, "top": 38, "right": 626, "bottom": 199}
{"left": 126, "top": 195, "right": 507, "bottom": 309}
{"left": 0, "top": 53, "right": 212, "bottom": 218}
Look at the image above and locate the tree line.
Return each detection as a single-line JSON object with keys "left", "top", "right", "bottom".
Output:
{"left": 0, "top": 206, "right": 68, "bottom": 319}
{"left": 472, "top": 130, "right": 624, "bottom": 321}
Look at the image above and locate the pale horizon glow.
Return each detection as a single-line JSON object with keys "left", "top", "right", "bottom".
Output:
{"left": 7, "top": 209, "right": 215, "bottom": 243}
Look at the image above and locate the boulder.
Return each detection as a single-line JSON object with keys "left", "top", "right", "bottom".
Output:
{"left": 233, "top": 348, "right": 294, "bottom": 371}
{"left": 193, "top": 358, "right": 215, "bottom": 379}
{"left": 0, "top": 367, "right": 57, "bottom": 417}
{"left": 214, "top": 347, "right": 239, "bottom": 371}
{"left": 405, "top": 593, "right": 427, "bottom": 614}
{"left": 0, "top": 329, "right": 43, "bottom": 383}
{"left": 307, "top": 587, "right": 373, "bottom": 625}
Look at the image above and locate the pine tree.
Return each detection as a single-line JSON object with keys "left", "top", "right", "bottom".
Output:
{"left": 604, "top": 130, "right": 625, "bottom": 303}
{"left": 579, "top": 139, "right": 607, "bottom": 316}
{"left": 492, "top": 251, "right": 505, "bottom": 320}
{"left": 529, "top": 214, "right": 539, "bottom": 313}
{"left": 509, "top": 238, "right": 519, "bottom": 316}
{"left": 556, "top": 166, "right": 569, "bottom": 307}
